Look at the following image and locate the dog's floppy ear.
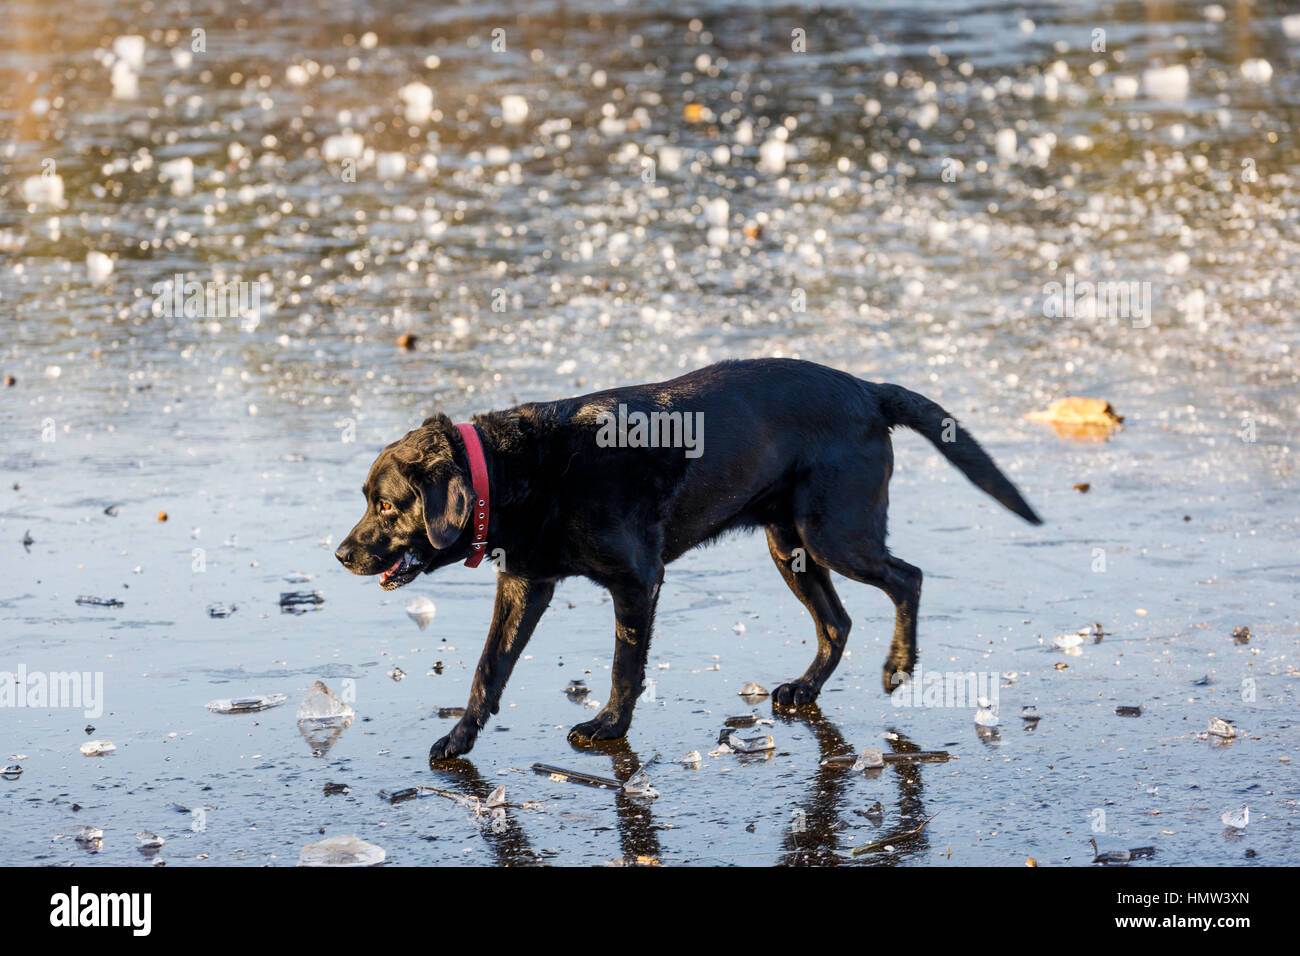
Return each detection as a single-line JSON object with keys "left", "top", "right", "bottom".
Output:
{"left": 390, "top": 415, "right": 473, "bottom": 551}
{"left": 419, "top": 471, "right": 472, "bottom": 550}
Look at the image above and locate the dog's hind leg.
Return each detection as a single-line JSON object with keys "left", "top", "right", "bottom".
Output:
{"left": 803, "top": 532, "right": 922, "bottom": 694}
{"left": 766, "top": 524, "right": 853, "bottom": 707}
{"left": 792, "top": 462, "right": 923, "bottom": 694}
{"left": 568, "top": 565, "right": 664, "bottom": 745}
{"left": 865, "top": 555, "right": 922, "bottom": 691}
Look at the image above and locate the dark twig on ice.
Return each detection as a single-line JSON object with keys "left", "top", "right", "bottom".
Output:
{"left": 851, "top": 813, "right": 940, "bottom": 857}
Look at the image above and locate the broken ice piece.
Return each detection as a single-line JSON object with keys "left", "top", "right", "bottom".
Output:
{"left": 80, "top": 740, "right": 116, "bottom": 756}
{"left": 728, "top": 733, "right": 775, "bottom": 754}
{"left": 819, "top": 753, "right": 857, "bottom": 767}
{"left": 485, "top": 784, "right": 507, "bottom": 809}
{"left": 622, "top": 771, "right": 658, "bottom": 800}
{"left": 864, "top": 801, "right": 884, "bottom": 822}
{"left": 1208, "top": 717, "right": 1236, "bottom": 739}
{"left": 1089, "top": 838, "right": 1155, "bottom": 863}
{"left": 1115, "top": 705, "right": 1143, "bottom": 717}
{"left": 738, "top": 681, "right": 768, "bottom": 698}
{"left": 679, "top": 750, "right": 702, "bottom": 768}
{"left": 283, "top": 572, "right": 313, "bottom": 583}
{"left": 438, "top": 706, "right": 466, "bottom": 718}
{"left": 1021, "top": 706, "right": 1041, "bottom": 721}
{"left": 206, "top": 694, "right": 288, "bottom": 714}
{"left": 1053, "top": 631, "right": 1084, "bottom": 650}
{"left": 724, "top": 712, "right": 772, "bottom": 728}
{"left": 405, "top": 595, "right": 436, "bottom": 630}
{"left": 1095, "top": 847, "right": 1130, "bottom": 863}
{"left": 280, "top": 590, "right": 324, "bottom": 613}
{"left": 564, "top": 679, "right": 589, "bottom": 699}
{"left": 852, "top": 748, "right": 885, "bottom": 771}
{"left": 298, "top": 834, "right": 386, "bottom": 867}
{"left": 387, "top": 667, "right": 405, "bottom": 682}
{"left": 1221, "top": 805, "right": 1249, "bottom": 829}
{"left": 76, "top": 595, "right": 124, "bottom": 608}
{"left": 2, "top": 764, "right": 22, "bottom": 777}
{"left": 74, "top": 826, "right": 104, "bottom": 844}
{"left": 207, "top": 602, "right": 236, "bottom": 618}
{"left": 136, "top": 831, "right": 164, "bottom": 848}
{"left": 296, "top": 681, "right": 355, "bottom": 725}
{"left": 379, "top": 787, "right": 422, "bottom": 803}
{"left": 974, "top": 696, "right": 999, "bottom": 727}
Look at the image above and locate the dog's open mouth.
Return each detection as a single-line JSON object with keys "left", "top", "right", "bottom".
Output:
{"left": 378, "top": 551, "right": 425, "bottom": 590}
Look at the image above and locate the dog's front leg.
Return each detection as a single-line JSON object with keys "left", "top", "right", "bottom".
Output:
{"left": 568, "top": 570, "right": 663, "bottom": 745}
{"left": 429, "top": 575, "right": 554, "bottom": 764}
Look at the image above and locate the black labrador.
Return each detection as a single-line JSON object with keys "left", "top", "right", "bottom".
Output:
{"left": 335, "top": 358, "right": 1041, "bottom": 762}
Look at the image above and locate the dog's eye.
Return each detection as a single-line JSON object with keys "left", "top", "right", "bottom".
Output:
{"left": 378, "top": 500, "right": 395, "bottom": 515}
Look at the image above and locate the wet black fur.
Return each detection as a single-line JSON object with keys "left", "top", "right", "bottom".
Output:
{"left": 336, "top": 358, "right": 1041, "bottom": 762}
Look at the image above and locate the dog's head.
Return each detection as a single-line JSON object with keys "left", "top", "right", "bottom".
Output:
{"left": 335, "top": 414, "right": 474, "bottom": 589}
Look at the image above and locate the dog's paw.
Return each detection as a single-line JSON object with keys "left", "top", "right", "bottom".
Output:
{"left": 882, "top": 662, "right": 914, "bottom": 695}
{"left": 567, "top": 712, "right": 630, "bottom": 746}
{"left": 428, "top": 720, "right": 478, "bottom": 764}
{"left": 772, "top": 680, "right": 818, "bottom": 707}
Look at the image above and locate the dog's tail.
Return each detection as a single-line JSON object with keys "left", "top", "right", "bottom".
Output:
{"left": 871, "top": 382, "right": 1042, "bottom": 525}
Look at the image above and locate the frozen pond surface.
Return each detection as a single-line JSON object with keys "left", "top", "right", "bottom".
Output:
{"left": 1, "top": 0, "right": 1298, "bottom": 865}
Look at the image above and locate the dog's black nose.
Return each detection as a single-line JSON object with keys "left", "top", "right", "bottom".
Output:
{"left": 334, "top": 543, "right": 354, "bottom": 565}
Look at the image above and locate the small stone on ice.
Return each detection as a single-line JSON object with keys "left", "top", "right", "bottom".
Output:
{"left": 405, "top": 596, "right": 436, "bottom": 630}
{"left": 298, "top": 834, "right": 386, "bottom": 867}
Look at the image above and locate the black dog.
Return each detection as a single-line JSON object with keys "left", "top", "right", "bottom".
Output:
{"left": 336, "top": 358, "right": 1040, "bottom": 762}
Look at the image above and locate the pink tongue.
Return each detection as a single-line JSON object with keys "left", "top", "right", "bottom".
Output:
{"left": 379, "top": 555, "right": 403, "bottom": 583}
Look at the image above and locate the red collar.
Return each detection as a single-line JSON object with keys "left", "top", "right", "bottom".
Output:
{"left": 454, "top": 422, "right": 490, "bottom": 568}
